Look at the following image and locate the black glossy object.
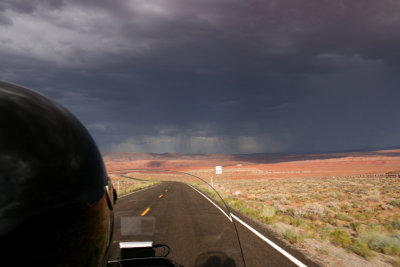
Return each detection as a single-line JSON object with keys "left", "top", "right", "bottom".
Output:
{"left": 0, "top": 81, "right": 112, "bottom": 266}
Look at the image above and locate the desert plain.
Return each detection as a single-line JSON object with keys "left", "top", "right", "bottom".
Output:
{"left": 104, "top": 149, "right": 400, "bottom": 266}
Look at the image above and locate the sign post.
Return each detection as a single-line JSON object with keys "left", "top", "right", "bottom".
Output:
{"left": 212, "top": 166, "right": 222, "bottom": 187}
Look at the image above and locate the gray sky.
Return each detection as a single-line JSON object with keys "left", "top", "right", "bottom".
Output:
{"left": 1, "top": 0, "right": 400, "bottom": 154}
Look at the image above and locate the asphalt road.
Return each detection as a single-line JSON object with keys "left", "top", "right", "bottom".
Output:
{"left": 109, "top": 181, "right": 319, "bottom": 267}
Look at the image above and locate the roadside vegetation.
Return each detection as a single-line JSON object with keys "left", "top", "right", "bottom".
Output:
{"left": 210, "top": 176, "right": 400, "bottom": 266}
{"left": 109, "top": 169, "right": 400, "bottom": 266}
{"left": 109, "top": 174, "right": 160, "bottom": 196}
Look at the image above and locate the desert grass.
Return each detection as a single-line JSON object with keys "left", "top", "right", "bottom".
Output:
{"left": 210, "top": 176, "right": 400, "bottom": 266}
{"left": 109, "top": 174, "right": 160, "bottom": 195}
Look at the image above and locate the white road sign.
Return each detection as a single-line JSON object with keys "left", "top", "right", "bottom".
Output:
{"left": 216, "top": 166, "right": 222, "bottom": 174}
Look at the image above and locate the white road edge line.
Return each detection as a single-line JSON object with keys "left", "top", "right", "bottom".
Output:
{"left": 187, "top": 185, "right": 233, "bottom": 222}
{"left": 188, "top": 184, "right": 307, "bottom": 267}
{"left": 119, "top": 184, "right": 160, "bottom": 198}
{"left": 231, "top": 214, "right": 307, "bottom": 267}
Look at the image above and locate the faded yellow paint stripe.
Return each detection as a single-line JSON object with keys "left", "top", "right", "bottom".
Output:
{"left": 141, "top": 207, "right": 150, "bottom": 216}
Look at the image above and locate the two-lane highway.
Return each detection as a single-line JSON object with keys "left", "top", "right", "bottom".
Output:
{"left": 109, "top": 181, "right": 319, "bottom": 267}
{"left": 109, "top": 182, "right": 244, "bottom": 266}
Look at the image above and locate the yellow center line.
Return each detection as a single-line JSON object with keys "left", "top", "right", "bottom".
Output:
{"left": 141, "top": 207, "right": 150, "bottom": 216}
{"left": 159, "top": 194, "right": 163, "bottom": 198}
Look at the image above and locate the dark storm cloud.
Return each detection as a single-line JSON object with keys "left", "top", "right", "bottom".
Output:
{"left": 1, "top": 0, "right": 400, "bottom": 153}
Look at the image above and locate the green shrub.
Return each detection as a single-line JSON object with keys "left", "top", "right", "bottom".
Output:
{"left": 260, "top": 206, "right": 275, "bottom": 218}
{"left": 259, "top": 206, "right": 276, "bottom": 223}
{"left": 366, "top": 223, "right": 379, "bottom": 231}
{"left": 350, "top": 241, "right": 375, "bottom": 259}
{"left": 376, "top": 215, "right": 384, "bottom": 223}
{"left": 306, "top": 223, "right": 317, "bottom": 231}
{"left": 341, "top": 204, "right": 350, "bottom": 211}
{"left": 352, "top": 200, "right": 362, "bottom": 208}
{"left": 330, "top": 229, "right": 352, "bottom": 248}
{"left": 227, "top": 197, "right": 251, "bottom": 214}
{"left": 285, "top": 208, "right": 295, "bottom": 216}
{"left": 283, "top": 230, "right": 303, "bottom": 244}
{"left": 389, "top": 199, "right": 400, "bottom": 207}
{"left": 363, "top": 194, "right": 380, "bottom": 202}
{"left": 385, "top": 223, "right": 394, "bottom": 232}
{"left": 336, "top": 193, "right": 345, "bottom": 200}
{"left": 302, "top": 203, "right": 325, "bottom": 216}
{"left": 359, "top": 232, "right": 400, "bottom": 255}
{"left": 327, "top": 217, "right": 337, "bottom": 226}
{"left": 335, "top": 213, "right": 352, "bottom": 222}
{"left": 350, "top": 222, "right": 363, "bottom": 233}
{"left": 319, "top": 226, "right": 331, "bottom": 240}
{"left": 279, "top": 215, "right": 291, "bottom": 224}
{"left": 319, "top": 248, "right": 330, "bottom": 255}
{"left": 391, "top": 219, "right": 400, "bottom": 230}
{"left": 289, "top": 217, "right": 305, "bottom": 227}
